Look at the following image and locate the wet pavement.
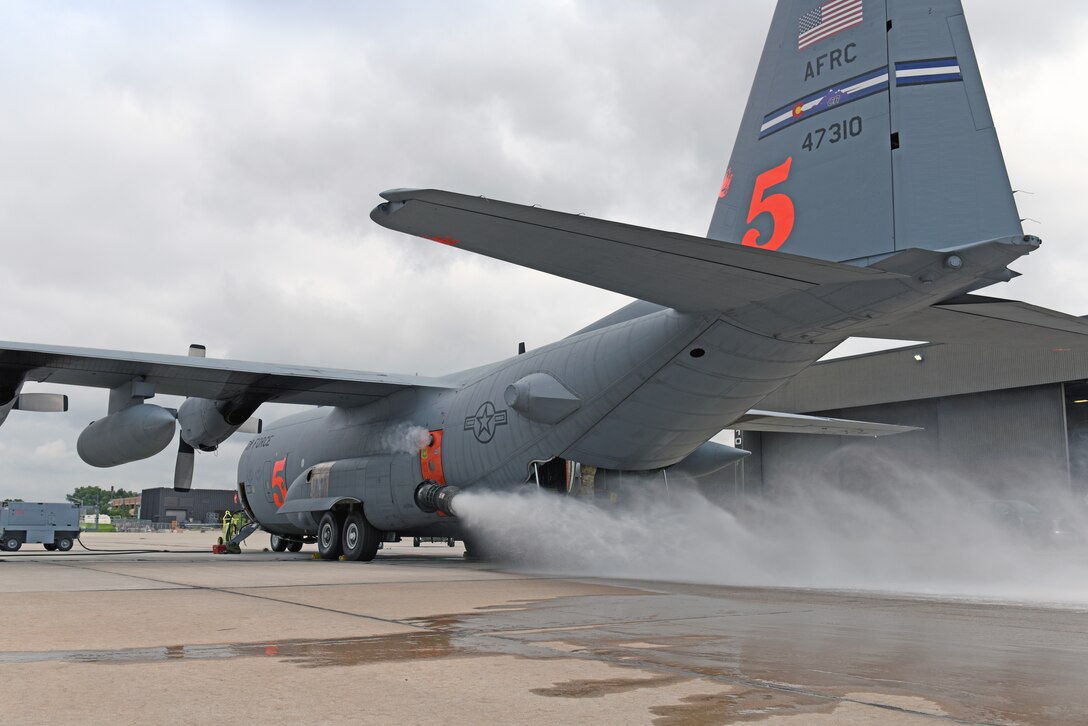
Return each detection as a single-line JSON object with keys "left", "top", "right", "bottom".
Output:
{"left": 2, "top": 531, "right": 1088, "bottom": 724}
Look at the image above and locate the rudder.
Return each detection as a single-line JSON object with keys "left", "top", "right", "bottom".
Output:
{"left": 708, "top": 0, "right": 1021, "bottom": 263}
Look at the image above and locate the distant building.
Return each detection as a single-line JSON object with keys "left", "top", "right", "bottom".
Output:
{"left": 139, "top": 488, "right": 238, "bottom": 524}
{"left": 108, "top": 496, "right": 141, "bottom": 517}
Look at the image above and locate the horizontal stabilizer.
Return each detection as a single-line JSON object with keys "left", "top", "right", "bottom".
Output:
{"left": 860, "top": 295, "right": 1088, "bottom": 347}
{"left": 733, "top": 410, "right": 919, "bottom": 437}
{"left": 371, "top": 189, "right": 902, "bottom": 313}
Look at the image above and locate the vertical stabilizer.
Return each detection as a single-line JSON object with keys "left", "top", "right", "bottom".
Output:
{"left": 708, "top": 0, "right": 1021, "bottom": 263}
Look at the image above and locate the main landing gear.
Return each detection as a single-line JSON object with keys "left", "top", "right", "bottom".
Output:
{"left": 269, "top": 534, "right": 304, "bottom": 553}
{"left": 317, "top": 508, "right": 380, "bottom": 562}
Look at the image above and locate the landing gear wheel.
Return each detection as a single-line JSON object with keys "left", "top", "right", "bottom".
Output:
{"left": 459, "top": 533, "right": 498, "bottom": 561}
{"left": 270, "top": 534, "right": 288, "bottom": 552}
{"left": 287, "top": 540, "right": 303, "bottom": 553}
{"left": 3, "top": 536, "right": 21, "bottom": 552}
{"left": 413, "top": 537, "right": 421, "bottom": 547}
{"left": 447, "top": 538, "right": 456, "bottom": 547}
{"left": 317, "top": 511, "right": 344, "bottom": 560}
{"left": 56, "top": 537, "right": 74, "bottom": 552}
{"left": 43, "top": 543, "right": 58, "bottom": 551}
{"left": 462, "top": 535, "right": 488, "bottom": 561}
{"left": 341, "top": 510, "right": 380, "bottom": 562}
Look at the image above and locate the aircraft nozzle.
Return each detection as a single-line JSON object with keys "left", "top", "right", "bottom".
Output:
{"left": 415, "top": 481, "right": 461, "bottom": 517}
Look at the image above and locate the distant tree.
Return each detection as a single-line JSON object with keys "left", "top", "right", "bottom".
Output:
{"left": 65, "top": 486, "right": 144, "bottom": 517}
{"left": 69, "top": 486, "right": 122, "bottom": 510}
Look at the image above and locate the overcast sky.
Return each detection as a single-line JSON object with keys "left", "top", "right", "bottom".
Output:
{"left": 1, "top": 1, "right": 1086, "bottom": 503}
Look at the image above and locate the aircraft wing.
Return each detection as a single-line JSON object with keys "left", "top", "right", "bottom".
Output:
{"left": 857, "top": 294, "right": 1088, "bottom": 347}
{"left": 0, "top": 341, "right": 456, "bottom": 407}
{"left": 370, "top": 188, "right": 904, "bottom": 313}
{"left": 733, "top": 410, "right": 919, "bottom": 437}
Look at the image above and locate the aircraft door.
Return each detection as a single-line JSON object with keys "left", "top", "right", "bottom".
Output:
{"left": 236, "top": 483, "right": 256, "bottom": 521}
{"left": 530, "top": 457, "right": 573, "bottom": 494}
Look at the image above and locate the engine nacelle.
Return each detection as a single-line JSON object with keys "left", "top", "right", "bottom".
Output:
{"left": 77, "top": 404, "right": 177, "bottom": 468}
{"left": 177, "top": 398, "right": 237, "bottom": 452}
{"left": 177, "top": 397, "right": 261, "bottom": 451}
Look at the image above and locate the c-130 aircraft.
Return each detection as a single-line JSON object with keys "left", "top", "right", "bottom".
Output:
{"left": 1, "top": 0, "right": 1082, "bottom": 559}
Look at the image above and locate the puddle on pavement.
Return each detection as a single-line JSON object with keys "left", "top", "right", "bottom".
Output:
{"left": 531, "top": 674, "right": 685, "bottom": 698}
{"left": 649, "top": 689, "right": 836, "bottom": 726}
{"left": 0, "top": 631, "right": 457, "bottom": 668}
{"left": 3, "top": 587, "right": 1079, "bottom": 725}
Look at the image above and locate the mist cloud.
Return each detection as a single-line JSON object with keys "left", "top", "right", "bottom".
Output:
{"left": 457, "top": 463, "right": 1088, "bottom": 604}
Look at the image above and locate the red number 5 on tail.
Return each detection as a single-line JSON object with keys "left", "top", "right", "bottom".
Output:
{"left": 742, "top": 157, "right": 795, "bottom": 251}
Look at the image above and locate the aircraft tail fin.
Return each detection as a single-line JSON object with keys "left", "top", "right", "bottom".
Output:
{"left": 708, "top": 0, "right": 1022, "bottom": 263}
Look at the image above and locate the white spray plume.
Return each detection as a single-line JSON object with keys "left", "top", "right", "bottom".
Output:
{"left": 380, "top": 423, "right": 431, "bottom": 455}
{"left": 454, "top": 461, "right": 1088, "bottom": 605}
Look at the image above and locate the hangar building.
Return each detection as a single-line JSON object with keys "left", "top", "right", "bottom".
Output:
{"left": 732, "top": 341, "right": 1088, "bottom": 502}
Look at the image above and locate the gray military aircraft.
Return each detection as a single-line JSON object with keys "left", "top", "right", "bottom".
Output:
{"left": 2, "top": 0, "right": 1085, "bottom": 560}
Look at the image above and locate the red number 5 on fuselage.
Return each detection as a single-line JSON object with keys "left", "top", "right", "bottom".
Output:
{"left": 271, "top": 457, "right": 287, "bottom": 508}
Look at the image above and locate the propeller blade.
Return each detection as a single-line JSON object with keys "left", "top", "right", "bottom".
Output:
{"left": 174, "top": 439, "right": 195, "bottom": 492}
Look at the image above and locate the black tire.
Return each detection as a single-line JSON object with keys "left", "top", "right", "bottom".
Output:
{"left": 43, "top": 543, "right": 58, "bottom": 551}
{"left": 463, "top": 534, "right": 498, "bottom": 561}
{"left": 3, "top": 536, "right": 21, "bottom": 552}
{"left": 413, "top": 537, "right": 421, "bottom": 547}
{"left": 462, "top": 535, "right": 483, "bottom": 560}
{"left": 270, "top": 534, "right": 288, "bottom": 552}
{"left": 287, "top": 540, "right": 303, "bottom": 553}
{"left": 341, "top": 510, "right": 380, "bottom": 562}
{"left": 317, "top": 511, "right": 343, "bottom": 560}
{"left": 447, "top": 538, "right": 456, "bottom": 547}
{"left": 56, "top": 536, "right": 74, "bottom": 552}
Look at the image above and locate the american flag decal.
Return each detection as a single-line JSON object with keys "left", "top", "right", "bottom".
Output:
{"left": 799, "top": 0, "right": 864, "bottom": 51}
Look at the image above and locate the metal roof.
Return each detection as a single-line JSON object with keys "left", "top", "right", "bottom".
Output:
{"left": 757, "top": 342, "right": 1088, "bottom": 414}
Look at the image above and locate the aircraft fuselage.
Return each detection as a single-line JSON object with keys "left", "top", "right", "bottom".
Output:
{"left": 239, "top": 305, "right": 844, "bottom": 537}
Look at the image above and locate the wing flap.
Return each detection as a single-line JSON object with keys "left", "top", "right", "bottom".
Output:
{"left": 0, "top": 342, "right": 455, "bottom": 407}
{"left": 370, "top": 189, "right": 902, "bottom": 313}
{"left": 733, "top": 409, "right": 919, "bottom": 437}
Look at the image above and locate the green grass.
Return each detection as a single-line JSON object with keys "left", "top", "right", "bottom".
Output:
{"left": 79, "top": 523, "right": 116, "bottom": 532}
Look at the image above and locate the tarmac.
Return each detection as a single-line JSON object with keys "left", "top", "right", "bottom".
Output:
{"left": 2, "top": 530, "right": 1088, "bottom": 725}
